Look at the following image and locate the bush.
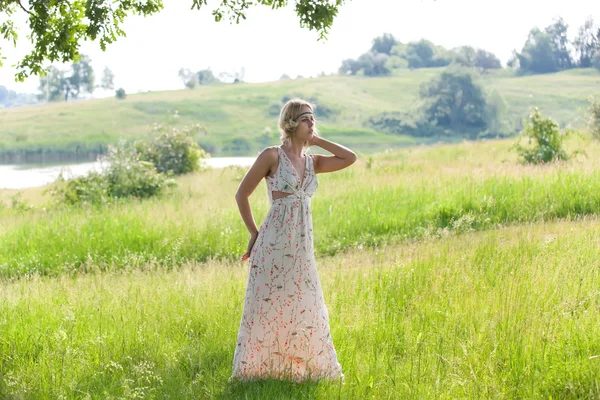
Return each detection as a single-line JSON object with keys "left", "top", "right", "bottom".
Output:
{"left": 47, "top": 122, "right": 208, "bottom": 206}
{"left": 49, "top": 141, "right": 174, "bottom": 205}
{"left": 104, "top": 142, "right": 173, "bottom": 199}
{"left": 185, "top": 75, "right": 199, "bottom": 89}
{"left": 367, "top": 110, "right": 469, "bottom": 139}
{"left": 137, "top": 124, "right": 207, "bottom": 175}
{"left": 512, "top": 108, "right": 573, "bottom": 164}
{"left": 115, "top": 88, "right": 126, "bottom": 99}
{"left": 51, "top": 170, "right": 110, "bottom": 205}
{"left": 368, "top": 112, "right": 410, "bottom": 135}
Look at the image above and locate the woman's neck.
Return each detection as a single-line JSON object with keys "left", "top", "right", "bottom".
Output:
{"left": 282, "top": 140, "right": 305, "bottom": 158}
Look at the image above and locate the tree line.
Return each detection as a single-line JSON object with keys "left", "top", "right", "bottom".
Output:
{"left": 338, "top": 16, "right": 600, "bottom": 142}
{"left": 32, "top": 61, "right": 244, "bottom": 104}
{"left": 340, "top": 16, "right": 600, "bottom": 77}
{"left": 177, "top": 67, "right": 246, "bottom": 89}
{"left": 509, "top": 17, "right": 600, "bottom": 73}
{"left": 339, "top": 33, "right": 502, "bottom": 77}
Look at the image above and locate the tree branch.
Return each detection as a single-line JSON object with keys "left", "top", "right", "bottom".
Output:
{"left": 17, "top": 0, "right": 33, "bottom": 15}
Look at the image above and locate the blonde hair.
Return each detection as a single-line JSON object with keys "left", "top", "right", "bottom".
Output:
{"left": 278, "top": 98, "right": 319, "bottom": 146}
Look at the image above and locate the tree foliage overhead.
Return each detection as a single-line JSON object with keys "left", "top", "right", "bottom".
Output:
{"left": 0, "top": 0, "right": 347, "bottom": 81}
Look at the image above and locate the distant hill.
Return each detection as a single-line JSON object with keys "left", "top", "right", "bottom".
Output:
{"left": 0, "top": 68, "right": 598, "bottom": 163}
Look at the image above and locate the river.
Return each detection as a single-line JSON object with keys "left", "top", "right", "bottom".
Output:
{"left": 0, "top": 157, "right": 256, "bottom": 190}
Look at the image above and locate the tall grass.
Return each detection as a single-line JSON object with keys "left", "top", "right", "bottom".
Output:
{"left": 1, "top": 218, "right": 599, "bottom": 398}
{"left": 1, "top": 138, "right": 600, "bottom": 278}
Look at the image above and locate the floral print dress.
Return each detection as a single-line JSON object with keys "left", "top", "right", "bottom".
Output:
{"left": 231, "top": 146, "right": 344, "bottom": 382}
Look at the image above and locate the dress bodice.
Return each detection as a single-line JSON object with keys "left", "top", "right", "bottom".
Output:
{"left": 266, "top": 146, "right": 318, "bottom": 204}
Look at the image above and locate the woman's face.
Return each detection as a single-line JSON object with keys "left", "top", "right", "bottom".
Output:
{"left": 293, "top": 105, "right": 315, "bottom": 142}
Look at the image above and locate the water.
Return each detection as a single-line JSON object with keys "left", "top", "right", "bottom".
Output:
{"left": 0, "top": 157, "right": 256, "bottom": 190}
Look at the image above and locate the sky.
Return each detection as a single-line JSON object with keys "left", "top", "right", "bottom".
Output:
{"left": 0, "top": 0, "right": 597, "bottom": 95}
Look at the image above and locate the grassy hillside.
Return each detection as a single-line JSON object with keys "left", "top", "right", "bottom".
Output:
{"left": 0, "top": 68, "right": 598, "bottom": 163}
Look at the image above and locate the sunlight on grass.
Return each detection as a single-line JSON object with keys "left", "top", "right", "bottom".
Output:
{"left": 1, "top": 219, "right": 599, "bottom": 398}
{"left": 2, "top": 136, "right": 600, "bottom": 398}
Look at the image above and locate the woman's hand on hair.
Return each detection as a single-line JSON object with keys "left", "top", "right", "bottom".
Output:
{"left": 307, "top": 132, "right": 321, "bottom": 147}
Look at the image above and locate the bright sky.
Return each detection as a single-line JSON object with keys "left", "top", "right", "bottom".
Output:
{"left": 0, "top": 0, "right": 597, "bottom": 95}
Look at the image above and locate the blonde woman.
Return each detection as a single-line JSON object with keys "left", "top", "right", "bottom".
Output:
{"left": 231, "top": 98, "right": 357, "bottom": 382}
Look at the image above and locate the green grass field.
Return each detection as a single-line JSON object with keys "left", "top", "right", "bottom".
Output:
{"left": 1, "top": 218, "right": 599, "bottom": 398}
{"left": 1, "top": 68, "right": 599, "bottom": 161}
{"left": 2, "top": 137, "right": 600, "bottom": 398}
{"left": 1, "top": 137, "right": 600, "bottom": 278}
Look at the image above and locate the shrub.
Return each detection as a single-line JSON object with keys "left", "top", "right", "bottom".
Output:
{"left": 367, "top": 111, "right": 462, "bottom": 138}
{"left": 9, "top": 193, "right": 34, "bottom": 213}
{"left": 137, "top": 124, "right": 207, "bottom": 175}
{"left": 49, "top": 141, "right": 174, "bottom": 205}
{"left": 104, "top": 142, "right": 173, "bottom": 199}
{"left": 51, "top": 170, "right": 110, "bottom": 205}
{"left": 368, "top": 112, "right": 410, "bottom": 135}
{"left": 512, "top": 107, "right": 574, "bottom": 164}
{"left": 115, "top": 88, "right": 126, "bottom": 99}
{"left": 48, "top": 122, "right": 208, "bottom": 206}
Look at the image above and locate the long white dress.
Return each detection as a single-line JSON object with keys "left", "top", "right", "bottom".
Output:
{"left": 231, "top": 146, "right": 344, "bottom": 382}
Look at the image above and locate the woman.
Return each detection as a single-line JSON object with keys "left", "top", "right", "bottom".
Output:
{"left": 231, "top": 98, "right": 357, "bottom": 382}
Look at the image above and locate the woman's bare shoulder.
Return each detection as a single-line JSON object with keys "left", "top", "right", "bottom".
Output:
{"left": 252, "top": 146, "right": 279, "bottom": 174}
{"left": 258, "top": 146, "right": 279, "bottom": 162}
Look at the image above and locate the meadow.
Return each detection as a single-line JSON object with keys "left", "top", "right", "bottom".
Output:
{"left": 2, "top": 137, "right": 600, "bottom": 278}
{"left": 1, "top": 137, "right": 600, "bottom": 398}
{"left": 1, "top": 68, "right": 599, "bottom": 161}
